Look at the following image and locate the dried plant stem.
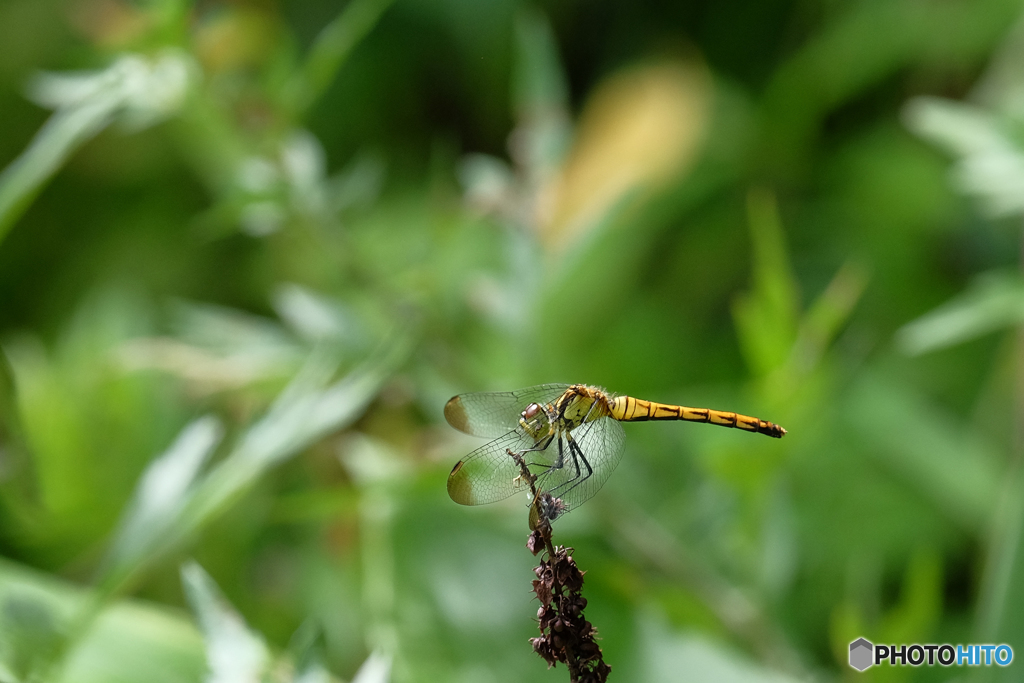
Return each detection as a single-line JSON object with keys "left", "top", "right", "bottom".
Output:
{"left": 508, "top": 449, "right": 611, "bottom": 682}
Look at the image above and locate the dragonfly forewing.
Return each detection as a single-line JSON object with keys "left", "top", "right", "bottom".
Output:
{"left": 444, "top": 383, "right": 570, "bottom": 438}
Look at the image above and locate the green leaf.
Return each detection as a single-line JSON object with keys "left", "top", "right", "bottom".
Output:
{"left": 732, "top": 188, "right": 800, "bottom": 377}
{"left": 140, "top": 336, "right": 407, "bottom": 574}
{"left": 0, "top": 95, "right": 117, "bottom": 245}
{"left": 896, "top": 270, "right": 1024, "bottom": 355}
{"left": 640, "top": 613, "right": 804, "bottom": 683}
{"left": 288, "top": 0, "right": 396, "bottom": 113}
{"left": 785, "top": 260, "right": 868, "bottom": 379}
{"left": 972, "top": 466, "right": 1024, "bottom": 683}
{"left": 510, "top": 9, "right": 571, "bottom": 176}
{"left": 181, "top": 561, "right": 268, "bottom": 683}
{"left": 100, "top": 417, "right": 223, "bottom": 590}
{"left": 829, "top": 549, "right": 943, "bottom": 672}
{"left": 351, "top": 651, "right": 391, "bottom": 683}
{"left": 844, "top": 375, "right": 1002, "bottom": 531}
{"left": 0, "top": 53, "right": 191, "bottom": 245}
{"left": 183, "top": 341, "right": 400, "bottom": 517}
{"left": 762, "top": 0, "right": 1020, "bottom": 165}
{"left": 294, "top": 662, "right": 332, "bottom": 683}
{"left": 2, "top": 289, "right": 171, "bottom": 560}
{"left": 271, "top": 284, "right": 367, "bottom": 347}
{"left": 904, "top": 97, "right": 1024, "bottom": 217}
{"left": 0, "top": 557, "right": 204, "bottom": 683}
{"left": 0, "top": 347, "right": 19, "bottom": 449}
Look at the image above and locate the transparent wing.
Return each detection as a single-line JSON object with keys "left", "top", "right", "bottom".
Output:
{"left": 447, "top": 429, "right": 551, "bottom": 506}
{"left": 536, "top": 416, "right": 626, "bottom": 515}
{"left": 444, "top": 384, "right": 570, "bottom": 438}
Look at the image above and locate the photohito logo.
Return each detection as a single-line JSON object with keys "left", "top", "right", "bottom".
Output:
{"left": 849, "top": 638, "right": 1013, "bottom": 671}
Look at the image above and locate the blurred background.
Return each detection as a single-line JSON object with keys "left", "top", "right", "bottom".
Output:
{"left": 1, "top": 0, "right": 1024, "bottom": 681}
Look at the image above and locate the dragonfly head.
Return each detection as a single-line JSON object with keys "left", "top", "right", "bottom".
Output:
{"left": 519, "top": 402, "right": 549, "bottom": 438}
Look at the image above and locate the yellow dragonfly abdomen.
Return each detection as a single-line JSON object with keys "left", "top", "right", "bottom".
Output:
{"left": 609, "top": 394, "right": 786, "bottom": 438}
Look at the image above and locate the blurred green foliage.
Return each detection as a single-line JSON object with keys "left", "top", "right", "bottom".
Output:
{"left": 1, "top": 0, "right": 1024, "bottom": 682}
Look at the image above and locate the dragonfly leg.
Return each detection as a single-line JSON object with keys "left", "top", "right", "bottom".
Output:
{"left": 528, "top": 433, "right": 577, "bottom": 486}
{"left": 546, "top": 432, "right": 593, "bottom": 500}
{"left": 544, "top": 397, "right": 598, "bottom": 493}
{"left": 511, "top": 434, "right": 554, "bottom": 488}
{"left": 519, "top": 434, "right": 555, "bottom": 468}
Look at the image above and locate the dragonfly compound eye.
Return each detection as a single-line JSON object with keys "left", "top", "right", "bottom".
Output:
{"left": 522, "top": 403, "right": 541, "bottom": 419}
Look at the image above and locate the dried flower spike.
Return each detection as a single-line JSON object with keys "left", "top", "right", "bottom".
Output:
{"left": 527, "top": 495, "right": 610, "bottom": 682}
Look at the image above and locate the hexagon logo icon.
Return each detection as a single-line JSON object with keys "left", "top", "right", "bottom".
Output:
{"left": 849, "top": 638, "right": 873, "bottom": 671}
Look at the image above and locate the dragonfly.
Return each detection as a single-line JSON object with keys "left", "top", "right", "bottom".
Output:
{"left": 445, "top": 383, "right": 786, "bottom": 522}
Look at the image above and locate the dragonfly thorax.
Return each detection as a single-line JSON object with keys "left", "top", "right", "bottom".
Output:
{"left": 555, "top": 385, "right": 615, "bottom": 430}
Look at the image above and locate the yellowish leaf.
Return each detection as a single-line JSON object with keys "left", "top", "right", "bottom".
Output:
{"left": 538, "top": 61, "right": 710, "bottom": 250}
